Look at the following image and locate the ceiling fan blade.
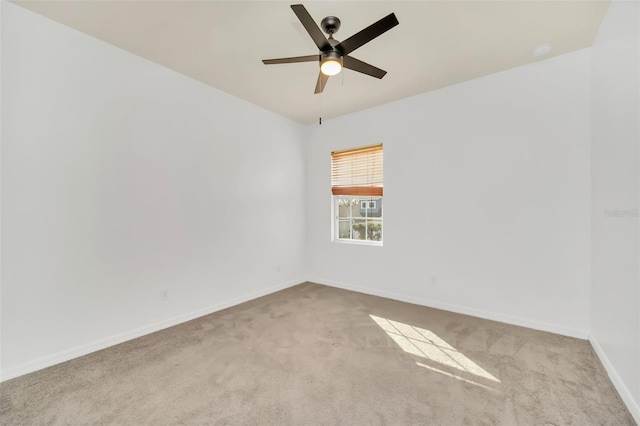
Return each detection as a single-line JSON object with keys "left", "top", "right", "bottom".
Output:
{"left": 291, "top": 4, "right": 331, "bottom": 51}
{"left": 336, "top": 13, "right": 399, "bottom": 55}
{"left": 314, "top": 72, "right": 329, "bottom": 94}
{"left": 343, "top": 56, "right": 387, "bottom": 79}
{"left": 262, "top": 55, "right": 319, "bottom": 65}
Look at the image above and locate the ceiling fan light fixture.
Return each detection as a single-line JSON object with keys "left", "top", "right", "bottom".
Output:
{"left": 320, "top": 51, "right": 343, "bottom": 76}
{"left": 321, "top": 60, "right": 342, "bottom": 76}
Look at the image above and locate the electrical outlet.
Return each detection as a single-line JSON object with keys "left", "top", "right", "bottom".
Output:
{"left": 276, "top": 265, "right": 283, "bottom": 273}
{"left": 161, "top": 290, "right": 168, "bottom": 301}
{"left": 430, "top": 276, "right": 437, "bottom": 286}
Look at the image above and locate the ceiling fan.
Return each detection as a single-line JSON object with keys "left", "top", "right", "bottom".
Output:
{"left": 262, "top": 4, "right": 399, "bottom": 94}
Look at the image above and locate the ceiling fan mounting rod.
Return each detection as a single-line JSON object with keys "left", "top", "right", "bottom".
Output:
{"left": 321, "top": 16, "right": 341, "bottom": 35}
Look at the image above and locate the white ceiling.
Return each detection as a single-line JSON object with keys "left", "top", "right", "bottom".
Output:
{"left": 13, "top": 0, "right": 610, "bottom": 125}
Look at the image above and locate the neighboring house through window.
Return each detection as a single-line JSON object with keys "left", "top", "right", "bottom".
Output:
{"left": 331, "top": 144, "right": 383, "bottom": 245}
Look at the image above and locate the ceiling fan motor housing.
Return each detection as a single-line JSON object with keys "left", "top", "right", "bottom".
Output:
{"left": 321, "top": 50, "right": 343, "bottom": 65}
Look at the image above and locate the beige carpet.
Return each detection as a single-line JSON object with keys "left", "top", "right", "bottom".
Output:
{"left": 0, "top": 282, "right": 634, "bottom": 425}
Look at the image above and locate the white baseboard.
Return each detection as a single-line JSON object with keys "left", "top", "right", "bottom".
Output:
{"left": 306, "top": 276, "right": 589, "bottom": 339}
{"left": 0, "top": 278, "right": 304, "bottom": 382}
{"left": 589, "top": 336, "right": 640, "bottom": 424}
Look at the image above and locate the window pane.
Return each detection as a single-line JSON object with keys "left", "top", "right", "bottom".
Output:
{"left": 353, "top": 199, "right": 360, "bottom": 218}
{"left": 352, "top": 197, "right": 382, "bottom": 218}
{"left": 338, "top": 198, "right": 353, "bottom": 219}
{"left": 338, "top": 220, "right": 352, "bottom": 239}
{"left": 353, "top": 219, "right": 367, "bottom": 240}
{"left": 367, "top": 220, "right": 382, "bottom": 241}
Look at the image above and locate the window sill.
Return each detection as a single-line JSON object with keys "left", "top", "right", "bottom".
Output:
{"left": 332, "top": 239, "right": 383, "bottom": 247}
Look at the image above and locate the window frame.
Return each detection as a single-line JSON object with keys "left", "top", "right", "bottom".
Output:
{"left": 331, "top": 143, "right": 384, "bottom": 246}
{"left": 332, "top": 195, "right": 383, "bottom": 246}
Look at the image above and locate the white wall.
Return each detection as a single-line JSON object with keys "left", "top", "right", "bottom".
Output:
{"left": 1, "top": 2, "right": 306, "bottom": 380}
{"left": 590, "top": 0, "right": 640, "bottom": 421}
{"left": 3, "top": 9, "right": 637, "bottom": 423}
{"left": 306, "top": 49, "right": 592, "bottom": 338}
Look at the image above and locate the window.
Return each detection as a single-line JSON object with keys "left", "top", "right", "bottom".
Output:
{"left": 331, "top": 144, "right": 383, "bottom": 244}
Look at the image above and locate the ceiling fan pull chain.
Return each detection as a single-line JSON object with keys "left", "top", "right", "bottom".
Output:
{"left": 319, "top": 91, "right": 323, "bottom": 125}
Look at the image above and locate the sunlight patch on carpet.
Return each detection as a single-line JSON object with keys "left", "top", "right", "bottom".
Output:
{"left": 415, "top": 362, "right": 496, "bottom": 391}
{"left": 370, "top": 315, "right": 500, "bottom": 387}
